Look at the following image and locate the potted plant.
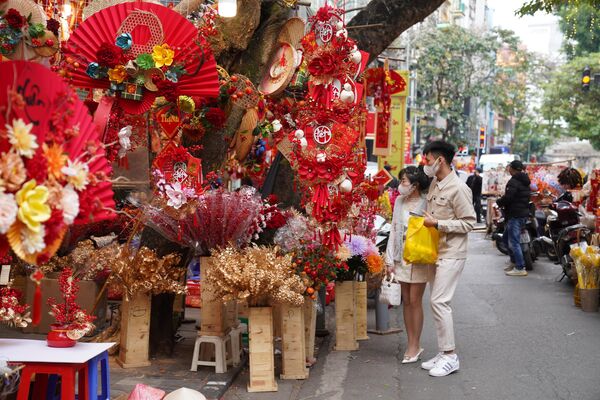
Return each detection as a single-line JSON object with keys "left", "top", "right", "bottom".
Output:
{"left": 47, "top": 268, "right": 95, "bottom": 347}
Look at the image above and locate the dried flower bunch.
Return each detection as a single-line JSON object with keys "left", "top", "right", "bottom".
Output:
{"left": 207, "top": 246, "right": 305, "bottom": 307}
{"left": 108, "top": 245, "right": 185, "bottom": 300}
{"left": 47, "top": 268, "right": 95, "bottom": 339}
{"left": 41, "top": 239, "right": 118, "bottom": 282}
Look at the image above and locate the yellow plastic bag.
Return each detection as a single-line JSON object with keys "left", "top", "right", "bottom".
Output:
{"left": 403, "top": 215, "right": 439, "bottom": 264}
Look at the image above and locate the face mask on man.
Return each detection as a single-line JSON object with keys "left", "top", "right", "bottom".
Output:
{"left": 398, "top": 183, "right": 414, "bottom": 196}
{"left": 424, "top": 158, "right": 441, "bottom": 178}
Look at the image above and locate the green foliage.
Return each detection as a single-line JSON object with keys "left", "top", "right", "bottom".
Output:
{"left": 414, "top": 25, "right": 498, "bottom": 143}
{"left": 557, "top": 4, "right": 600, "bottom": 59}
{"left": 540, "top": 53, "right": 600, "bottom": 149}
{"left": 517, "top": 0, "right": 600, "bottom": 16}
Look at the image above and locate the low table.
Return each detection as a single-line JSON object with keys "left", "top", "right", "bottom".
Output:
{"left": 0, "top": 339, "right": 114, "bottom": 400}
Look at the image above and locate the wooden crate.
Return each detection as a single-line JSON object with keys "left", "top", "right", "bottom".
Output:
{"left": 335, "top": 281, "right": 358, "bottom": 351}
{"left": 247, "top": 306, "right": 278, "bottom": 393}
{"left": 272, "top": 304, "right": 282, "bottom": 338}
{"left": 200, "top": 256, "right": 228, "bottom": 336}
{"left": 117, "top": 292, "right": 151, "bottom": 368}
{"left": 303, "top": 298, "right": 316, "bottom": 361}
{"left": 355, "top": 281, "right": 369, "bottom": 340}
{"left": 280, "top": 304, "right": 309, "bottom": 380}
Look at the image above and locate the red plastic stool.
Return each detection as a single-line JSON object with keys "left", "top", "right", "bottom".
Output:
{"left": 17, "top": 362, "right": 89, "bottom": 400}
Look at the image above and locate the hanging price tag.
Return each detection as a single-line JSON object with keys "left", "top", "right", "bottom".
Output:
{"left": 0, "top": 265, "right": 10, "bottom": 285}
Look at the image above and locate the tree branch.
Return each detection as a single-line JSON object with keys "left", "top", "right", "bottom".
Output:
{"left": 347, "top": 0, "right": 446, "bottom": 62}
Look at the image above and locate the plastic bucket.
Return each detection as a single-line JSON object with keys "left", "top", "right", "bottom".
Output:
{"left": 580, "top": 288, "right": 600, "bottom": 312}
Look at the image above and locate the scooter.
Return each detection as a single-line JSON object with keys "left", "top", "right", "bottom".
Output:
{"left": 537, "top": 192, "right": 591, "bottom": 280}
{"left": 491, "top": 200, "right": 539, "bottom": 270}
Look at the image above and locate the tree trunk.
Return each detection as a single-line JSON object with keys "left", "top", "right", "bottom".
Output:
{"left": 347, "top": 0, "right": 446, "bottom": 62}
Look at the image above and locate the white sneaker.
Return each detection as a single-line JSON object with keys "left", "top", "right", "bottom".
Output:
{"left": 428, "top": 354, "right": 460, "bottom": 377}
{"left": 421, "top": 352, "right": 444, "bottom": 370}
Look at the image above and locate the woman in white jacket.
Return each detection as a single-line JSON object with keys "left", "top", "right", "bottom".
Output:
{"left": 385, "top": 166, "right": 433, "bottom": 364}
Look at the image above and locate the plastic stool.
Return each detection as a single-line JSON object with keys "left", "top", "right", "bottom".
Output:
{"left": 190, "top": 334, "right": 231, "bottom": 373}
{"left": 88, "top": 351, "right": 110, "bottom": 400}
{"left": 17, "top": 362, "right": 88, "bottom": 400}
{"left": 227, "top": 325, "right": 243, "bottom": 367}
{"left": 45, "top": 351, "right": 110, "bottom": 400}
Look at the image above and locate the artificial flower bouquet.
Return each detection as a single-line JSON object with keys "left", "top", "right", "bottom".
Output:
{"left": 0, "top": 286, "right": 31, "bottom": 328}
{"left": 47, "top": 268, "right": 96, "bottom": 339}
{"left": 0, "top": 87, "right": 112, "bottom": 265}
{"left": 143, "top": 187, "right": 264, "bottom": 255}
{"left": 0, "top": 8, "right": 59, "bottom": 59}
{"left": 291, "top": 242, "right": 348, "bottom": 299}
{"left": 570, "top": 246, "right": 600, "bottom": 289}
{"left": 207, "top": 246, "right": 305, "bottom": 307}
{"left": 336, "top": 234, "right": 384, "bottom": 281}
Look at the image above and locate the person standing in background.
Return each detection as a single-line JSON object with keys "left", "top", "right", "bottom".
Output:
{"left": 466, "top": 168, "right": 483, "bottom": 223}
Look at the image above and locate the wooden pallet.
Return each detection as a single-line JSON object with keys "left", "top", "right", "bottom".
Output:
{"left": 247, "top": 307, "right": 278, "bottom": 392}
{"left": 334, "top": 281, "right": 358, "bottom": 351}
{"left": 280, "top": 304, "right": 309, "bottom": 380}
{"left": 117, "top": 292, "right": 151, "bottom": 368}
{"left": 355, "top": 281, "right": 369, "bottom": 341}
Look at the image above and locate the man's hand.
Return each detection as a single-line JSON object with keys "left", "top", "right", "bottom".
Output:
{"left": 423, "top": 212, "right": 438, "bottom": 229}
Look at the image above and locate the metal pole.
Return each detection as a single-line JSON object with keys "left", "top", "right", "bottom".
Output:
{"left": 374, "top": 289, "right": 389, "bottom": 332}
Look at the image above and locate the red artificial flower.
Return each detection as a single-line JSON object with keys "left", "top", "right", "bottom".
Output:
{"left": 307, "top": 53, "right": 337, "bottom": 77}
{"left": 266, "top": 211, "right": 286, "bottom": 230}
{"left": 46, "top": 19, "right": 60, "bottom": 36}
{"left": 24, "top": 149, "right": 48, "bottom": 183}
{"left": 314, "top": 5, "right": 334, "bottom": 22}
{"left": 5, "top": 9, "right": 25, "bottom": 30}
{"left": 96, "top": 42, "right": 123, "bottom": 68}
{"left": 266, "top": 194, "right": 278, "bottom": 205}
{"left": 154, "top": 79, "right": 178, "bottom": 103}
{"left": 205, "top": 107, "right": 226, "bottom": 129}
{"left": 298, "top": 162, "right": 317, "bottom": 181}
{"left": 44, "top": 209, "right": 65, "bottom": 245}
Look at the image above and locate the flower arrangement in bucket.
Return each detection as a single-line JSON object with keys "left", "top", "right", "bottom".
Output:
{"left": 291, "top": 242, "right": 347, "bottom": 299}
{"left": 335, "top": 234, "right": 384, "bottom": 281}
{"left": 46, "top": 268, "right": 96, "bottom": 347}
{"left": 570, "top": 245, "right": 600, "bottom": 311}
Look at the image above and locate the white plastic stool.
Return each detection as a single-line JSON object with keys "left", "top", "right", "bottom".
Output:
{"left": 227, "top": 325, "right": 243, "bottom": 367}
{"left": 190, "top": 334, "right": 231, "bottom": 373}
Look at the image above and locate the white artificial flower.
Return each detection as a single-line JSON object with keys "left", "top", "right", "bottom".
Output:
{"left": 165, "top": 182, "right": 187, "bottom": 209}
{"left": 0, "top": 192, "right": 17, "bottom": 234}
{"left": 271, "top": 119, "right": 282, "bottom": 132}
{"left": 118, "top": 126, "right": 132, "bottom": 159}
{"left": 21, "top": 225, "right": 46, "bottom": 255}
{"left": 61, "top": 160, "right": 90, "bottom": 191}
{"left": 6, "top": 118, "right": 38, "bottom": 158}
{"left": 61, "top": 184, "right": 80, "bottom": 225}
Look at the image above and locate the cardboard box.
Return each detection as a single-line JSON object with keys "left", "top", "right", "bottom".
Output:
{"left": 23, "top": 273, "right": 107, "bottom": 334}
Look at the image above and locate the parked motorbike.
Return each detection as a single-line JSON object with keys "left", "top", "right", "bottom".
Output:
{"left": 536, "top": 192, "right": 591, "bottom": 280}
{"left": 491, "top": 200, "right": 539, "bottom": 271}
{"left": 374, "top": 215, "right": 391, "bottom": 253}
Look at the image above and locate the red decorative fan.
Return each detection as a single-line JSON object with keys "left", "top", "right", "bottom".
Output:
{"left": 0, "top": 61, "right": 115, "bottom": 228}
{"left": 62, "top": 1, "right": 220, "bottom": 115}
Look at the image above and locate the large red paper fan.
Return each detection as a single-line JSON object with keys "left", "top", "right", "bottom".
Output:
{"left": 63, "top": 1, "right": 220, "bottom": 114}
{"left": 0, "top": 61, "right": 115, "bottom": 226}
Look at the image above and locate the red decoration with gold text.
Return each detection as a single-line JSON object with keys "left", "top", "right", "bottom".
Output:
{"left": 287, "top": 5, "right": 368, "bottom": 249}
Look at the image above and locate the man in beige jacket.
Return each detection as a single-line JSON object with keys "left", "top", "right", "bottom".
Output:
{"left": 421, "top": 140, "right": 476, "bottom": 377}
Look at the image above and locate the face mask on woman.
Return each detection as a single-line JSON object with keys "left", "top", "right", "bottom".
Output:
{"left": 398, "top": 183, "right": 414, "bottom": 196}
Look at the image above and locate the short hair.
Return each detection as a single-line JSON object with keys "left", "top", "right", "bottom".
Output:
{"left": 399, "top": 165, "right": 430, "bottom": 192}
{"left": 423, "top": 140, "right": 456, "bottom": 165}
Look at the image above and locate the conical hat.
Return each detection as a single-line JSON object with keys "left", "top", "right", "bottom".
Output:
{"left": 164, "top": 388, "right": 207, "bottom": 400}
{"left": 258, "top": 42, "right": 295, "bottom": 97}
{"left": 278, "top": 17, "right": 305, "bottom": 48}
